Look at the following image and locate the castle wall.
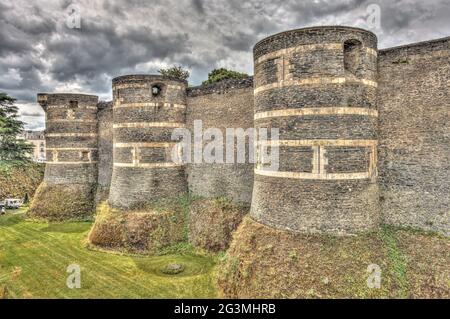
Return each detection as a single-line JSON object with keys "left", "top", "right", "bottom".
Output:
{"left": 30, "top": 27, "right": 449, "bottom": 236}
{"left": 251, "top": 27, "right": 380, "bottom": 235}
{"left": 38, "top": 93, "right": 99, "bottom": 185}
{"left": 29, "top": 93, "right": 99, "bottom": 220}
{"left": 95, "top": 101, "right": 113, "bottom": 203}
{"left": 108, "top": 75, "right": 188, "bottom": 210}
{"left": 186, "top": 78, "right": 254, "bottom": 205}
{"left": 378, "top": 37, "right": 450, "bottom": 236}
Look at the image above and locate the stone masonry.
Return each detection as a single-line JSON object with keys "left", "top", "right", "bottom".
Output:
{"left": 33, "top": 26, "right": 449, "bottom": 236}
{"left": 30, "top": 93, "right": 99, "bottom": 219}
{"left": 252, "top": 27, "right": 380, "bottom": 235}
{"left": 108, "top": 75, "right": 188, "bottom": 209}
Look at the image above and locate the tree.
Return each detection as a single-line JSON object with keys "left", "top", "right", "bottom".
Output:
{"left": 202, "top": 68, "right": 249, "bottom": 85}
{"left": 158, "top": 66, "right": 190, "bottom": 81}
{"left": 0, "top": 93, "right": 33, "bottom": 162}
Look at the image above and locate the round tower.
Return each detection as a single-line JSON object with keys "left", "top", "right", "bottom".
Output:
{"left": 252, "top": 26, "right": 380, "bottom": 234}
{"left": 30, "top": 93, "right": 99, "bottom": 220}
{"left": 108, "top": 75, "right": 188, "bottom": 209}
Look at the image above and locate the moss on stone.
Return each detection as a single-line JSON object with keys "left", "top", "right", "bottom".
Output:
{"left": 218, "top": 217, "right": 390, "bottom": 298}
{"left": 188, "top": 197, "right": 248, "bottom": 252}
{"left": 88, "top": 201, "right": 186, "bottom": 255}
{"left": 28, "top": 182, "right": 95, "bottom": 221}
{"left": 218, "top": 217, "right": 450, "bottom": 298}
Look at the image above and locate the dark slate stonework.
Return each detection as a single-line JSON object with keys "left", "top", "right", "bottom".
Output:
{"left": 186, "top": 82, "right": 254, "bottom": 205}
{"left": 256, "top": 116, "right": 378, "bottom": 140}
{"left": 253, "top": 26, "right": 377, "bottom": 60}
{"left": 251, "top": 177, "right": 379, "bottom": 234}
{"left": 32, "top": 26, "right": 449, "bottom": 237}
{"left": 378, "top": 37, "right": 450, "bottom": 236}
{"left": 31, "top": 93, "right": 99, "bottom": 219}
{"left": 95, "top": 101, "right": 113, "bottom": 203}
{"left": 110, "top": 166, "right": 186, "bottom": 206}
{"left": 251, "top": 26, "right": 380, "bottom": 235}
{"left": 108, "top": 75, "right": 188, "bottom": 210}
{"left": 37, "top": 93, "right": 99, "bottom": 185}
{"left": 187, "top": 77, "right": 253, "bottom": 97}
{"left": 255, "top": 85, "right": 377, "bottom": 112}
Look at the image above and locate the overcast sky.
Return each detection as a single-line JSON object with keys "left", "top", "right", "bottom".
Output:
{"left": 1, "top": 0, "right": 449, "bottom": 130}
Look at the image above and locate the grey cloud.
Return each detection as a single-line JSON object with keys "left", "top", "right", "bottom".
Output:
{"left": 191, "top": 0, "right": 205, "bottom": 15}
{"left": 0, "top": 0, "right": 449, "bottom": 131}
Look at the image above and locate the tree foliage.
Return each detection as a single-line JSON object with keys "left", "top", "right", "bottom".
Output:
{"left": 158, "top": 66, "right": 190, "bottom": 81}
{"left": 0, "top": 93, "right": 33, "bottom": 162}
{"left": 202, "top": 68, "right": 249, "bottom": 85}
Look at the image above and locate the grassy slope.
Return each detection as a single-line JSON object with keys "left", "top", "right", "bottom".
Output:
{"left": 218, "top": 217, "right": 449, "bottom": 298}
{"left": 0, "top": 210, "right": 448, "bottom": 299}
{"left": 0, "top": 212, "right": 218, "bottom": 299}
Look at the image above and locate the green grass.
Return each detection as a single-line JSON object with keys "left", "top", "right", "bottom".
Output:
{"left": 380, "top": 225, "right": 409, "bottom": 297}
{"left": 0, "top": 212, "right": 218, "bottom": 299}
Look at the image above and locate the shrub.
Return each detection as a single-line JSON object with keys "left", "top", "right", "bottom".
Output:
{"left": 158, "top": 66, "right": 190, "bottom": 81}
{"left": 202, "top": 68, "right": 249, "bottom": 85}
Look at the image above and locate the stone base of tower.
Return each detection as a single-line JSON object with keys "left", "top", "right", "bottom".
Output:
{"left": 251, "top": 179, "right": 381, "bottom": 236}
{"left": 218, "top": 217, "right": 392, "bottom": 298}
{"left": 87, "top": 202, "right": 185, "bottom": 255}
{"left": 28, "top": 182, "right": 96, "bottom": 221}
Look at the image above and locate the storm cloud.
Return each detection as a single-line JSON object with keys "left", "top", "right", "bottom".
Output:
{"left": 0, "top": 0, "right": 449, "bottom": 130}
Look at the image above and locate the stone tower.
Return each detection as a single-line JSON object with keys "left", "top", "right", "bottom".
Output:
{"left": 251, "top": 26, "right": 380, "bottom": 234}
{"left": 108, "top": 75, "right": 188, "bottom": 209}
{"left": 30, "top": 93, "right": 99, "bottom": 220}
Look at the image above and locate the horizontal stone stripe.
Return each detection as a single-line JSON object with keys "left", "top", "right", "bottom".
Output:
{"left": 46, "top": 126, "right": 97, "bottom": 135}
{"left": 254, "top": 77, "right": 378, "bottom": 94}
{"left": 254, "top": 107, "right": 378, "bottom": 120}
{"left": 46, "top": 105, "right": 97, "bottom": 110}
{"left": 255, "top": 43, "right": 377, "bottom": 64}
{"left": 114, "top": 142, "right": 176, "bottom": 148}
{"left": 258, "top": 139, "right": 378, "bottom": 147}
{"left": 113, "top": 122, "right": 186, "bottom": 129}
{"left": 113, "top": 162, "right": 182, "bottom": 168}
{"left": 254, "top": 169, "right": 370, "bottom": 180}
{"left": 114, "top": 102, "right": 186, "bottom": 109}
{"left": 167, "top": 85, "right": 185, "bottom": 90}
{"left": 47, "top": 119, "right": 97, "bottom": 123}
{"left": 114, "top": 83, "right": 147, "bottom": 89}
{"left": 113, "top": 83, "right": 184, "bottom": 90}
{"left": 46, "top": 161, "right": 98, "bottom": 165}
{"left": 46, "top": 147, "right": 98, "bottom": 151}
{"left": 46, "top": 133, "right": 98, "bottom": 137}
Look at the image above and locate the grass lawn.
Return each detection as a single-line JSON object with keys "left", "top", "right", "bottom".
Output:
{"left": 0, "top": 211, "right": 218, "bottom": 299}
{"left": 1, "top": 209, "right": 448, "bottom": 299}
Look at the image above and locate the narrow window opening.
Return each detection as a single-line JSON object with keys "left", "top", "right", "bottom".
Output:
{"left": 343, "top": 39, "right": 362, "bottom": 76}
{"left": 69, "top": 100, "right": 78, "bottom": 108}
{"left": 151, "top": 85, "right": 162, "bottom": 97}
{"left": 81, "top": 151, "right": 89, "bottom": 161}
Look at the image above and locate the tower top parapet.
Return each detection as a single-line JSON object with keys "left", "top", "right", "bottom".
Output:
{"left": 37, "top": 93, "right": 98, "bottom": 112}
